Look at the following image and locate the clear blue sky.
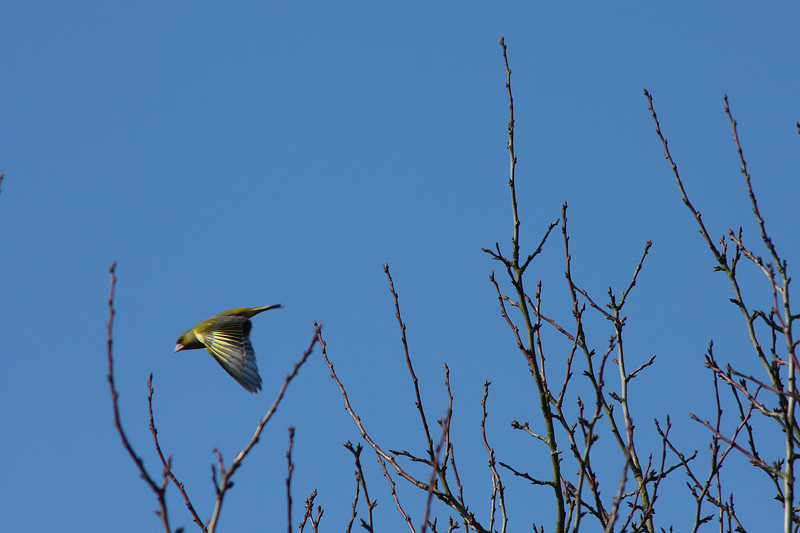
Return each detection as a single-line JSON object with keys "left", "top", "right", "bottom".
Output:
{"left": 2, "top": 2, "right": 799, "bottom": 531}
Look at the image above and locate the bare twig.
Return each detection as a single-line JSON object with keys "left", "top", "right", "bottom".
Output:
{"left": 603, "top": 447, "right": 630, "bottom": 533}
{"left": 346, "top": 464, "right": 360, "bottom": 533}
{"left": 148, "top": 375, "right": 205, "bottom": 531}
{"left": 106, "top": 262, "right": 173, "bottom": 533}
{"left": 724, "top": 94, "right": 798, "bottom": 531}
{"left": 497, "top": 461, "right": 551, "bottom": 487}
{"left": 345, "top": 442, "right": 375, "bottom": 533}
{"left": 646, "top": 90, "right": 800, "bottom": 530}
{"left": 481, "top": 382, "right": 507, "bottom": 533}
{"left": 299, "top": 489, "right": 323, "bottom": 533}
{"left": 376, "top": 453, "right": 416, "bottom": 533}
{"left": 286, "top": 427, "right": 295, "bottom": 533}
{"left": 421, "top": 402, "right": 452, "bottom": 533}
{"left": 485, "top": 47, "right": 566, "bottom": 532}
{"left": 207, "top": 324, "right": 321, "bottom": 533}
{"left": 444, "top": 367, "right": 465, "bottom": 508}
{"left": 384, "top": 264, "right": 436, "bottom": 467}
{"left": 321, "top": 312, "right": 488, "bottom": 532}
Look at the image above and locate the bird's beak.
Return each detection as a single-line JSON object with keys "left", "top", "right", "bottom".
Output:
{"left": 174, "top": 344, "right": 184, "bottom": 353}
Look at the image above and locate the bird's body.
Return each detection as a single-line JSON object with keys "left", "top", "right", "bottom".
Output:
{"left": 174, "top": 305, "right": 282, "bottom": 392}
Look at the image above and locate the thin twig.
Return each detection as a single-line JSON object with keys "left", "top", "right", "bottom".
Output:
{"left": 286, "top": 427, "right": 295, "bottom": 533}
{"left": 321, "top": 324, "right": 488, "bottom": 532}
{"left": 207, "top": 324, "right": 321, "bottom": 533}
{"left": 345, "top": 442, "right": 375, "bottom": 532}
{"left": 384, "top": 264, "right": 436, "bottom": 467}
{"left": 148, "top": 375, "right": 205, "bottom": 530}
{"left": 106, "top": 262, "right": 173, "bottom": 533}
{"left": 299, "top": 489, "right": 323, "bottom": 533}
{"left": 421, "top": 402, "right": 453, "bottom": 533}
{"left": 444, "top": 367, "right": 465, "bottom": 507}
{"left": 481, "top": 382, "right": 507, "bottom": 533}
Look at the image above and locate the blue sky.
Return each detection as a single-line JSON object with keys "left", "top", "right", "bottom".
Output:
{"left": 2, "top": 2, "right": 799, "bottom": 531}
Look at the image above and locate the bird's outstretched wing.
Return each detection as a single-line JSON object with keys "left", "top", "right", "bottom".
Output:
{"left": 200, "top": 317, "right": 262, "bottom": 392}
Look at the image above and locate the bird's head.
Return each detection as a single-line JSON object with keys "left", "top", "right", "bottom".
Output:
{"left": 174, "top": 329, "right": 199, "bottom": 352}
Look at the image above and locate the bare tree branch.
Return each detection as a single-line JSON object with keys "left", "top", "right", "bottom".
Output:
{"left": 148, "top": 375, "right": 204, "bottom": 531}
{"left": 106, "top": 262, "right": 174, "bottom": 533}
{"left": 286, "top": 427, "right": 295, "bottom": 533}
{"left": 207, "top": 325, "right": 321, "bottom": 532}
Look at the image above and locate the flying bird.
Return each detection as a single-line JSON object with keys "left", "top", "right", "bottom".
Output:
{"left": 174, "top": 305, "right": 282, "bottom": 392}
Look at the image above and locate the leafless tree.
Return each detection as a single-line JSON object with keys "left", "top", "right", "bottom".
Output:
{"left": 107, "top": 38, "right": 796, "bottom": 533}
{"left": 105, "top": 261, "right": 321, "bottom": 532}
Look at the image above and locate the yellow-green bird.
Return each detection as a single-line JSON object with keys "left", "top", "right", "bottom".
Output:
{"left": 174, "top": 305, "right": 282, "bottom": 392}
